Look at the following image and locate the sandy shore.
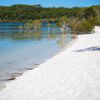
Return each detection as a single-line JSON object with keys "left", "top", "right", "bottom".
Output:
{"left": 0, "top": 26, "right": 100, "bottom": 100}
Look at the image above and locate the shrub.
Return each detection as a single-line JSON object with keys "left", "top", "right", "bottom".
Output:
{"left": 69, "top": 18, "right": 94, "bottom": 34}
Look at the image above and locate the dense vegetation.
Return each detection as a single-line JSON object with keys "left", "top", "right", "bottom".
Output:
{"left": 0, "top": 4, "right": 100, "bottom": 33}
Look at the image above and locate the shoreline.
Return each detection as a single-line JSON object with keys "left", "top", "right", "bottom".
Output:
{"left": 0, "top": 26, "right": 100, "bottom": 100}
{"left": 0, "top": 35, "right": 74, "bottom": 91}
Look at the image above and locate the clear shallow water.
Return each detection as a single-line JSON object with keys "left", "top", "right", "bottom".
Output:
{"left": 0, "top": 22, "right": 72, "bottom": 88}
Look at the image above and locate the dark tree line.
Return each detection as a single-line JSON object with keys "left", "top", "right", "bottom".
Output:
{"left": 0, "top": 4, "right": 99, "bottom": 23}
{"left": 0, "top": 4, "right": 100, "bottom": 34}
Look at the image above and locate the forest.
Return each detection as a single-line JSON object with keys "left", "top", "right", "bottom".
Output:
{"left": 0, "top": 4, "right": 100, "bottom": 33}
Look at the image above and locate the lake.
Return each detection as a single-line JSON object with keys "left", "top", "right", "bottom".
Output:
{"left": 0, "top": 22, "right": 72, "bottom": 89}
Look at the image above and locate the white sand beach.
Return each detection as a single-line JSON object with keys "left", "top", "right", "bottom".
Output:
{"left": 0, "top": 26, "right": 100, "bottom": 100}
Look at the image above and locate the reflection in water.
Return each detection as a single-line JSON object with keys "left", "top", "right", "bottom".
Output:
{"left": 11, "top": 31, "right": 42, "bottom": 40}
{"left": 0, "top": 30, "right": 69, "bottom": 47}
{"left": 57, "top": 33, "right": 67, "bottom": 47}
{"left": 0, "top": 23, "right": 72, "bottom": 89}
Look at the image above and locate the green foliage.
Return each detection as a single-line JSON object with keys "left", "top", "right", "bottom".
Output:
{"left": 68, "top": 17, "right": 79, "bottom": 31}
{"left": 0, "top": 4, "right": 99, "bottom": 23}
{"left": 69, "top": 18, "right": 94, "bottom": 33}
{"left": 83, "top": 7, "right": 97, "bottom": 18}
{"left": 77, "top": 19, "right": 94, "bottom": 33}
{"left": 0, "top": 4, "right": 100, "bottom": 33}
{"left": 57, "top": 16, "right": 68, "bottom": 28}
{"left": 61, "top": 16, "right": 68, "bottom": 24}
{"left": 96, "top": 16, "right": 100, "bottom": 25}
{"left": 19, "top": 19, "right": 42, "bottom": 31}
{"left": 88, "top": 16, "right": 98, "bottom": 26}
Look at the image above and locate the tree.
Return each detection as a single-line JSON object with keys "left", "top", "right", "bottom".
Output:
{"left": 88, "top": 16, "right": 98, "bottom": 26}
{"left": 83, "top": 7, "right": 97, "bottom": 18}
{"left": 18, "top": 19, "right": 42, "bottom": 32}
{"left": 57, "top": 16, "right": 69, "bottom": 34}
{"left": 69, "top": 18, "right": 93, "bottom": 34}
{"left": 93, "top": 7, "right": 100, "bottom": 25}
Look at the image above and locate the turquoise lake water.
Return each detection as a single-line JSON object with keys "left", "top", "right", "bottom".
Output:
{"left": 0, "top": 22, "right": 72, "bottom": 88}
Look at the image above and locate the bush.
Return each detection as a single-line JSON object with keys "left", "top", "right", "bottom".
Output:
{"left": 77, "top": 19, "right": 94, "bottom": 33}
{"left": 69, "top": 18, "right": 94, "bottom": 34}
{"left": 88, "top": 16, "right": 99, "bottom": 26}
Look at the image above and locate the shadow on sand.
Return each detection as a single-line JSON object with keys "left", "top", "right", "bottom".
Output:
{"left": 75, "top": 46, "right": 100, "bottom": 52}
